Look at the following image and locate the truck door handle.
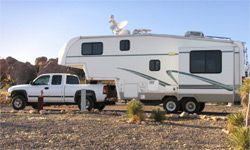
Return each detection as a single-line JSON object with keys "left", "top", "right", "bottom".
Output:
{"left": 44, "top": 87, "right": 49, "bottom": 90}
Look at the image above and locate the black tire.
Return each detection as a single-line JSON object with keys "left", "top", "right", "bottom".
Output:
{"left": 199, "top": 102, "right": 205, "bottom": 112}
{"left": 97, "top": 103, "right": 106, "bottom": 111}
{"left": 182, "top": 98, "right": 200, "bottom": 114}
{"left": 77, "top": 97, "right": 94, "bottom": 111}
{"left": 12, "top": 95, "right": 26, "bottom": 110}
{"left": 31, "top": 104, "right": 38, "bottom": 109}
{"left": 163, "top": 97, "right": 179, "bottom": 113}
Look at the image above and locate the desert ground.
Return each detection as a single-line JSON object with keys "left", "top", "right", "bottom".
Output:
{"left": 0, "top": 103, "right": 241, "bottom": 150}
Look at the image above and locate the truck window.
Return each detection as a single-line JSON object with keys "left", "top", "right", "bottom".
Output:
{"left": 33, "top": 75, "right": 50, "bottom": 85}
{"left": 52, "top": 75, "right": 62, "bottom": 85}
{"left": 66, "top": 76, "right": 79, "bottom": 84}
{"left": 190, "top": 50, "right": 222, "bottom": 73}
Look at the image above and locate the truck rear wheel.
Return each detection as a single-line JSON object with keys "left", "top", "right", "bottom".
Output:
{"left": 163, "top": 97, "right": 179, "bottom": 113}
{"left": 12, "top": 95, "right": 26, "bottom": 110}
{"left": 97, "top": 103, "right": 106, "bottom": 111}
{"left": 78, "top": 97, "right": 94, "bottom": 111}
{"left": 199, "top": 102, "right": 205, "bottom": 112}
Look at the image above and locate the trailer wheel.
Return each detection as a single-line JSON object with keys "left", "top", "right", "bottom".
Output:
{"left": 163, "top": 97, "right": 179, "bottom": 113}
{"left": 12, "top": 95, "right": 26, "bottom": 110}
{"left": 182, "top": 98, "right": 200, "bottom": 114}
{"left": 199, "top": 102, "right": 205, "bottom": 112}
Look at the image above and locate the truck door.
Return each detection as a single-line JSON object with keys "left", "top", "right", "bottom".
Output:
{"left": 47, "top": 75, "right": 63, "bottom": 103}
{"left": 28, "top": 75, "right": 51, "bottom": 102}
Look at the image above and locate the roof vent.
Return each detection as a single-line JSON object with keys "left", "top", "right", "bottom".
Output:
{"left": 185, "top": 31, "right": 204, "bottom": 38}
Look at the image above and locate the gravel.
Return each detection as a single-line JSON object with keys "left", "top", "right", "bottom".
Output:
{"left": 0, "top": 105, "right": 241, "bottom": 149}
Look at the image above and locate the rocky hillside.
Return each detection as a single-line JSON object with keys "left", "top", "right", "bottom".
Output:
{"left": 0, "top": 56, "right": 84, "bottom": 88}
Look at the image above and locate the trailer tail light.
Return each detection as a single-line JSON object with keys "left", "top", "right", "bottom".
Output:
{"left": 103, "top": 85, "right": 108, "bottom": 94}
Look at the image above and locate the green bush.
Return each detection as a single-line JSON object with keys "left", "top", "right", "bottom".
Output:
{"left": 127, "top": 99, "right": 145, "bottom": 123}
{"left": 229, "top": 127, "right": 250, "bottom": 150}
{"left": 227, "top": 112, "right": 244, "bottom": 133}
{"left": 150, "top": 108, "right": 166, "bottom": 122}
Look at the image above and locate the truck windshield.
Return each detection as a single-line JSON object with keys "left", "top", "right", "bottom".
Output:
{"left": 66, "top": 76, "right": 79, "bottom": 84}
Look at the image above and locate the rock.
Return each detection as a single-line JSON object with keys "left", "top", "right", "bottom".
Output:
{"left": 218, "top": 116, "right": 227, "bottom": 121}
{"left": 10, "top": 110, "right": 17, "bottom": 113}
{"left": 6, "top": 57, "right": 17, "bottom": 65}
{"left": 199, "top": 115, "right": 207, "bottom": 120}
{"left": 35, "top": 56, "right": 47, "bottom": 66}
{"left": 0, "top": 59, "right": 8, "bottom": 74}
{"left": 222, "top": 129, "right": 229, "bottom": 134}
{"left": 37, "top": 59, "right": 84, "bottom": 77}
{"left": 211, "top": 116, "right": 219, "bottom": 121}
{"left": 8, "top": 60, "right": 37, "bottom": 84}
{"left": 189, "top": 113, "right": 198, "bottom": 118}
{"left": 180, "top": 112, "right": 188, "bottom": 117}
{"left": 29, "top": 110, "right": 37, "bottom": 114}
{"left": 39, "top": 110, "right": 47, "bottom": 115}
{"left": 169, "top": 114, "right": 179, "bottom": 119}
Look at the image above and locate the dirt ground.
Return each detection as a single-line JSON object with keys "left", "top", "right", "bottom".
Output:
{"left": 0, "top": 104, "right": 241, "bottom": 150}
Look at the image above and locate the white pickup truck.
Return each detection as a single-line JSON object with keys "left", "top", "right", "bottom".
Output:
{"left": 8, "top": 73, "right": 117, "bottom": 111}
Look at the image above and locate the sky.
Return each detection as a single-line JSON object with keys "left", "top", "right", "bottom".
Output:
{"left": 0, "top": 0, "right": 249, "bottom": 64}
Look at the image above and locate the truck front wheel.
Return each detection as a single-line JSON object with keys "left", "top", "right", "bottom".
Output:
{"left": 12, "top": 95, "right": 26, "bottom": 110}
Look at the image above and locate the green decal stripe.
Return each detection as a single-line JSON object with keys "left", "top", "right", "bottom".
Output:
{"left": 118, "top": 68, "right": 171, "bottom": 86}
{"left": 179, "top": 85, "right": 231, "bottom": 89}
{"left": 167, "top": 70, "right": 233, "bottom": 91}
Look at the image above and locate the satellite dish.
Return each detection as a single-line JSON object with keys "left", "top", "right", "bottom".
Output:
{"left": 109, "top": 15, "right": 130, "bottom": 35}
{"left": 117, "top": 21, "right": 128, "bottom": 29}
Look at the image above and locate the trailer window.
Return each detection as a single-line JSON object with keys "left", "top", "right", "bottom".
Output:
{"left": 81, "top": 42, "right": 103, "bottom": 55}
{"left": 120, "top": 40, "right": 130, "bottom": 51}
{"left": 149, "top": 60, "right": 161, "bottom": 71}
{"left": 52, "top": 75, "right": 62, "bottom": 85}
{"left": 190, "top": 50, "right": 222, "bottom": 73}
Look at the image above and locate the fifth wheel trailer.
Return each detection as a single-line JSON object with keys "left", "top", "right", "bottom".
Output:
{"left": 58, "top": 32, "right": 248, "bottom": 113}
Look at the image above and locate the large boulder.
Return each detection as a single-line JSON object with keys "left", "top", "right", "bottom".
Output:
{"left": 0, "top": 59, "right": 8, "bottom": 74}
{"left": 37, "top": 59, "right": 84, "bottom": 78}
{"left": 35, "top": 56, "right": 48, "bottom": 71}
{"left": 6, "top": 57, "right": 17, "bottom": 65}
{"left": 8, "top": 61, "right": 37, "bottom": 84}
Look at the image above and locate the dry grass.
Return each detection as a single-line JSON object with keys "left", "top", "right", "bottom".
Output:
{"left": 229, "top": 127, "right": 250, "bottom": 150}
{"left": 150, "top": 108, "right": 166, "bottom": 122}
{"left": 240, "top": 78, "right": 250, "bottom": 117}
{"left": 227, "top": 112, "right": 244, "bottom": 133}
{"left": 127, "top": 99, "right": 145, "bottom": 123}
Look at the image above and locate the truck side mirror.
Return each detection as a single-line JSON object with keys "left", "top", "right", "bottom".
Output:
{"left": 30, "top": 81, "right": 34, "bottom": 85}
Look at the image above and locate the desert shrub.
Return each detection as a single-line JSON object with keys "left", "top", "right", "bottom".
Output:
{"left": 127, "top": 99, "right": 145, "bottom": 123}
{"left": 150, "top": 108, "right": 166, "bottom": 122}
{"left": 240, "top": 78, "right": 250, "bottom": 117}
{"left": 227, "top": 112, "right": 244, "bottom": 133}
{"left": 229, "top": 127, "right": 250, "bottom": 150}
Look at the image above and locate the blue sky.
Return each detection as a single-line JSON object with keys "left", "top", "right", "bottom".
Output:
{"left": 0, "top": 0, "right": 249, "bottom": 64}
